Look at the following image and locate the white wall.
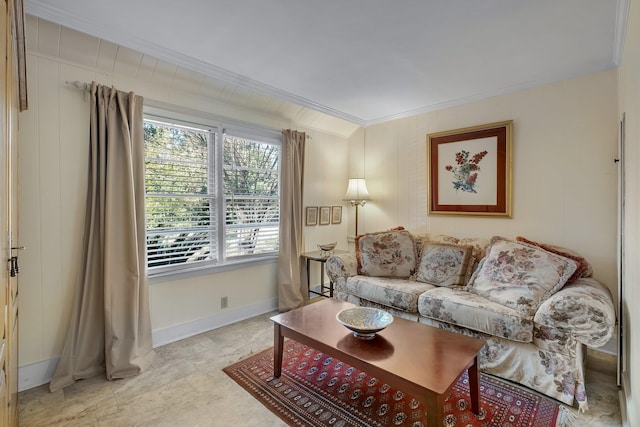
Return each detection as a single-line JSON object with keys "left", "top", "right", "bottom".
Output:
{"left": 618, "top": 0, "right": 640, "bottom": 424}
{"left": 17, "top": 20, "right": 350, "bottom": 390}
{"left": 350, "top": 69, "right": 619, "bottom": 318}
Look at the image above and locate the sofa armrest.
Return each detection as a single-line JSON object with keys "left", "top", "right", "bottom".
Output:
{"left": 534, "top": 277, "right": 616, "bottom": 347}
{"left": 326, "top": 253, "right": 358, "bottom": 300}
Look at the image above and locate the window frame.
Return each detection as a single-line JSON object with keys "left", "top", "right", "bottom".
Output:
{"left": 143, "top": 106, "right": 281, "bottom": 283}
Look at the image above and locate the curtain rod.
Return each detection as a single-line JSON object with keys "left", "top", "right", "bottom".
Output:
{"left": 67, "top": 81, "right": 312, "bottom": 139}
{"left": 65, "top": 80, "right": 90, "bottom": 91}
{"left": 282, "top": 128, "right": 312, "bottom": 139}
{"left": 65, "top": 80, "right": 90, "bottom": 101}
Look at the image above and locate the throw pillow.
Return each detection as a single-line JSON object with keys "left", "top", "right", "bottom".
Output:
{"left": 413, "top": 233, "right": 459, "bottom": 264}
{"left": 356, "top": 228, "right": 417, "bottom": 278}
{"left": 416, "top": 243, "right": 473, "bottom": 287}
{"left": 468, "top": 236, "right": 579, "bottom": 316}
{"left": 515, "top": 236, "right": 591, "bottom": 282}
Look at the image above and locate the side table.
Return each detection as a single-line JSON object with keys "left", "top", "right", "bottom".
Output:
{"left": 301, "top": 250, "right": 347, "bottom": 298}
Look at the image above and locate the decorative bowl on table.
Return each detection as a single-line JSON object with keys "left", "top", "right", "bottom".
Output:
{"left": 336, "top": 307, "right": 394, "bottom": 340}
{"left": 317, "top": 242, "right": 337, "bottom": 256}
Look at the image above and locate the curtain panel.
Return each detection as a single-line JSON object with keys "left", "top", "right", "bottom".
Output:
{"left": 50, "top": 83, "right": 154, "bottom": 392}
{"left": 278, "top": 130, "right": 307, "bottom": 311}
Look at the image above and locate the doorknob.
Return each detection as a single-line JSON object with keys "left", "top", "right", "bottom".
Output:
{"left": 8, "top": 257, "right": 18, "bottom": 277}
{"left": 8, "top": 247, "right": 24, "bottom": 277}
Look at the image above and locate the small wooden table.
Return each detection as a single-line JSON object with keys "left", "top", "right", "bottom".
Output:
{"left": 270, "top": 299, "right": 485, "bottom": 427}
{"left": 300, "top": 250, "right": 347, "bottom": 298}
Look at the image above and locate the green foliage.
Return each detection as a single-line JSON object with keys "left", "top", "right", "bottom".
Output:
{"left": 144, "top": 121, "right": 280, "bottom": 268}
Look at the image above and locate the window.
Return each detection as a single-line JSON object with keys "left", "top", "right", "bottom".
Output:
{"left": 144, "top": 113, "right": 280, "bottom": 278}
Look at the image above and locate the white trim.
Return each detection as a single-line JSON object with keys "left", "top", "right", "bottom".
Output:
{"left": 25, "top": 0, "right": 623, "bottom": 128}
{"left": 589, "top": 337, "right": 618, "bottom": 355}
{"left": 148, "top": 255, "right": 277, "bottom": 284}
{"left": 144, "top": 101, "right": 282, "bottom": 141}
{"left": 18, "top": 297, "right": 278, "bottom": 392}
{"left": 19, "top": 358, "right": 59, "bottom": 392}
{"left": 151, "top": 297, "right": 278, "bottom": 348}
{"left": 365, "top": 64, "right": 617, "bottom": 126}
{"left": 620, "top": 375, "right": 631, "bottom": 427}
{"left": 613, "top": 0, "right": 630, "bottom": 66}
{"left": 24, "top": 1, "right": 367, "bottom": 127}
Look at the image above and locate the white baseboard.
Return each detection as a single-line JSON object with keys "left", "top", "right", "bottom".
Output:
{"left": 620, "top": 375, "right": 630, "bottom": 427}
{"left": 588, "top": 337, "right": 617, "bottom": 355}
{"left": 19, "top": 358, "right": 59, "bottom": 392}
{"left": 151, "top": 297, "right": 278, "bottom": 347}
{"left": 18, "top": 296, "right": 278, "bottom": 392}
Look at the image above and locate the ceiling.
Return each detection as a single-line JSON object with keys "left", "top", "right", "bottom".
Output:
{"left": 24, "top": 0, "right": 627, "bottom": 127}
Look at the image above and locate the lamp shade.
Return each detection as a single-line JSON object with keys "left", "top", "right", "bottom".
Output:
{"left": 343, "top": 178, "right": 370, "bottom": 203}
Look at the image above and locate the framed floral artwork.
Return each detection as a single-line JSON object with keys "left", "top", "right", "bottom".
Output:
{"left": 319, "top": 206, "right": 331, "bottom": 225}
{"left": 427, "top": 121, "right": 513, "bottom": 217}
{"left": 305, "top": 206, "right": 318, "bottom": 226}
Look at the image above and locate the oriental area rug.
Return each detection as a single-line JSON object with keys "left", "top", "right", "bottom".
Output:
{"left": 223, "top": 340, "right": 563, "bottom": 427}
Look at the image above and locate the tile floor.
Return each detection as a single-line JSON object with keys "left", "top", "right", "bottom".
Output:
{"left": 18, "top": 311, "right": 623, "bottom": 426}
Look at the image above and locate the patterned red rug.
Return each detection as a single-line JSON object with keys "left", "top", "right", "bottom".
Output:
{"left": 224, "top": 340, "right": 560, "bottom": 427}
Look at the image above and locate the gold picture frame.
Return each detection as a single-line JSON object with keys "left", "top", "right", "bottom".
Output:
{"left": 427, "top": 120, "right": 513, "bottom": 217}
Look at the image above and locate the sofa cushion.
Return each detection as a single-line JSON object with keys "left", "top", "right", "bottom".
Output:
{"left": 457, "top": 237, "right": 491, "bottom": 261}
{"left": 416, "top": 243, "right": 473, "bottom": 287}
{"left": 515, "top": 236, "right": 591, "bottom": 282}
{"left": 414, "top": 233, "right": 459, "bottom": 258}
{"left": 418, "top": 287, "right": 534, "bottom": 343}
{"left": 468, "top": 236, "right": 578, "bottom": 316}
{"left": 356, "top": 229, "right": 416, "bottom": 278}
{"left": 346, "top": 275, "right": 436, "bottom": 313}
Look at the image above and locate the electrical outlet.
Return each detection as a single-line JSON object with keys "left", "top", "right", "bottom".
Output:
{"left": 221, "top": 296, "right": 228, "bottom": 309}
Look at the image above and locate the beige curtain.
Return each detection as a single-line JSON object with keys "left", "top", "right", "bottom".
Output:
{"left": 278, "top": 130, "right": 307, "bottom": 311}
{"left": 49, "top": 83, "right": 155, "bottom": 392}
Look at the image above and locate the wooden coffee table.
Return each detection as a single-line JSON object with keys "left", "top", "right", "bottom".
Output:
{"left": 270, "top": 298, "right": 485, "bottom": 427}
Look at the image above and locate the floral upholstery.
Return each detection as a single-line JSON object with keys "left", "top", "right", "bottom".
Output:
{"left": 346, "top": 275, "right": 436, "bottom": 313}
{"left": 356, "top": 229, "right": 416, "bottom": 278}
{"left": 418, "top": 287, "right": 534, "bottom": 343}
{"left": 533, "top": 324, "right": 575, "bottom": 356}
{"left": 326, "top": 252, "right": 358, "bottom": 301}
{"left": 457, "top": 237, "right": 491, "bottom": 283}
{"left": 516, "top": 236, "right": 591, "bottom": 283}
{"left": 414, "top": 233, "right": 459, "bottom": 259}
{"left": 417, "top": 317, "right": 586, "bottom": 408}
{"left": 325, "top": 231, "right": 616, "bottom": 410}
{"left": 468, "top": 237, "right": 578, "bottom": 316}
{"left": 457, "top": 237, "right": 491, "bottom": 261}
{"left": 415, "top": 243, "right": 473, "bottom": 286}
{"left": 535, "top": 277, "right": 616, "bottom": 347}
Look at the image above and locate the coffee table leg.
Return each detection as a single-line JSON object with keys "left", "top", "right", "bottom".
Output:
{"left": 468, "top": 355, "right": 480, "bottom": 415}
{"left": 273, "top": 324, "right": 284, "bottom": 377}
{"left": 426, "top": 394, "right": 444, "bottom": 427}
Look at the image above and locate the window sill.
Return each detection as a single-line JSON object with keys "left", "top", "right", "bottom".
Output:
{"left": 147, "top": 255, "right": 278, "bottom": 284}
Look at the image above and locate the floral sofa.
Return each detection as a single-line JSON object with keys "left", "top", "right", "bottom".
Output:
{"left": 325, "top": 228, "right": 616, "bottom": 410}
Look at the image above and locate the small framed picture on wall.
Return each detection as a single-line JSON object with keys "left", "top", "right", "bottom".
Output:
{"left": 305, "top": 206, "right": 318, "bottom": 226}
{"left": 319, "top": 206, "right": 331, "bottom": 225}
{"left": 331, "top": 206, "right": 342, "bottom": 224}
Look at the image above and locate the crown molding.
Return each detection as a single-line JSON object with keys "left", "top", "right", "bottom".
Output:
{"left": 364, "top": 63, "right": 617, "bottom": 126}
{"left": 24, "top": 0, "right": 368, "bottom": 127}
{"left": 613, "top": 0, "right": 630, "bottom": 66}
{"left": 24, "top": 0, "right": 624, "bottom": 129}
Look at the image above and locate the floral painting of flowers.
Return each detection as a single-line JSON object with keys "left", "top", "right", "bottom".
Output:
{"left": 445, "top": 150, "right": 488, "bottom": 193}
{"left": 428, "top": 120, "right": 512, "bottom": 217}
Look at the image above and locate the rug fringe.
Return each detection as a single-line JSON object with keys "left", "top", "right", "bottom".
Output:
{"left": 555, "top": 405, "right": 578, "bottom": 427}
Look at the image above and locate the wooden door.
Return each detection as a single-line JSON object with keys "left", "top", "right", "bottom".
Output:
{"left": 1, "top": 0, "right": 22, "bottom": 425}
{"left": 0, "top": 1, "right": 11, "bottom": 425}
